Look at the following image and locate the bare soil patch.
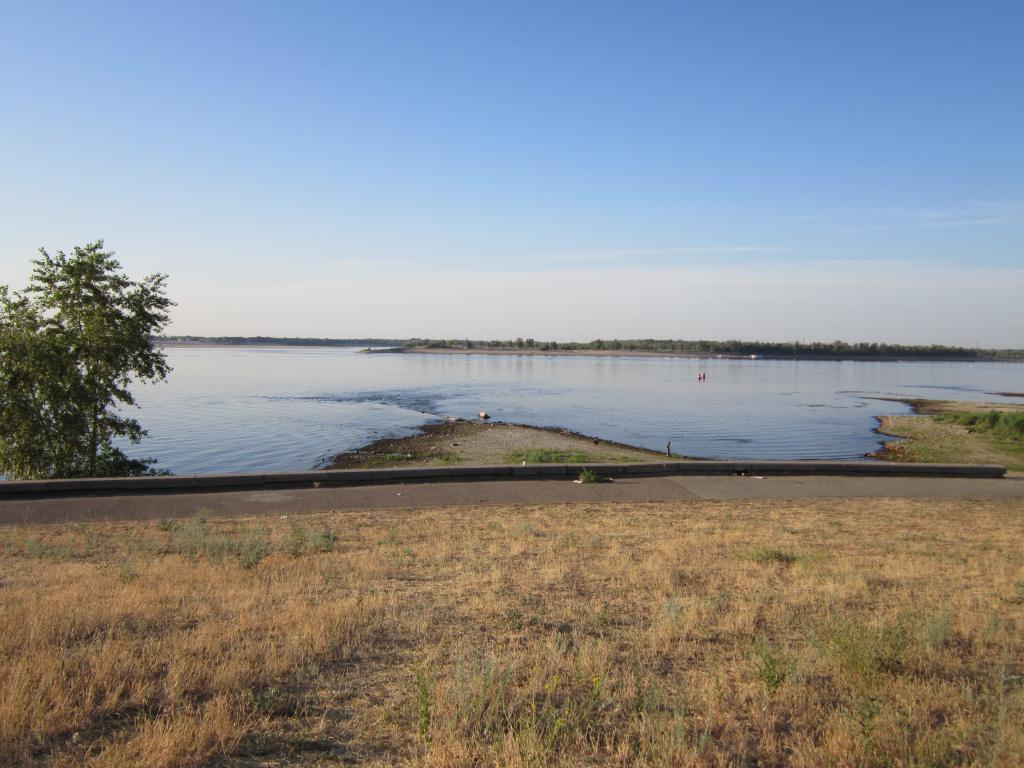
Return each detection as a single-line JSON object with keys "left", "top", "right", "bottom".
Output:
{"left": 328, "top": 420, "right": 680, "bottom": 469}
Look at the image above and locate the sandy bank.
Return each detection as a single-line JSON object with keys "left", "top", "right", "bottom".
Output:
{"left": 328, "top": 420, "right": 685, "bottom": 469}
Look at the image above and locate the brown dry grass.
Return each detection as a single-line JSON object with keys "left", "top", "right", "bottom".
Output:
{"left": 2, "top": 499, "right": 1023, "bottom": 766}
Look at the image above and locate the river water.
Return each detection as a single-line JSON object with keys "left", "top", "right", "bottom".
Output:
{"left": 122, "top": 347, "right": 1023, "bottom": 474}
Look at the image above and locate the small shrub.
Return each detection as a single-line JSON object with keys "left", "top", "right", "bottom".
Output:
{"left": 202, "top": 534, "right": 235, "bottom": 564}
{"left": 239, "top": 528, "right": 272, "bottom": 569}
{"left": 24, "top": 537, "right": 45, "bottom": 559}
{"left": 851, "top": 693, "right": 881, "bottom": 739}
{"left": 167, "top": 512, "right": 236, "bottom": 564}
{"left": 244, "top": 686, "right": 287, "bottom": 715}
{"left": 753, "top": 638, "right": 789, "bottom": 694}
{"left": 631, "top": 671, "right": 663, "bottom": 715}
{"left": 156, "top": 517, "right": 174, "bottom": 532}
{"left": 424, "top": 649, "right": 615, "bottom": 757}
{"left": 940, "top": 410, "right": 1024, "bottom": 440}
{"left": 171, "top": 515, "right": 207, "bottom": 559}
{"left": 824, "top": 617, "right": 909, "bottom": 685}
{"left": 578, "top": 468, "right": 601, "bottom": 484}
{"left": 117, "top": 558, "right": 139, "bottom": 583}
{"left": 287, "top": 525, "right": 309, "bottom": 558}
{"left": 283, "top": 525, "right": 335, "bottom": 557}
{"left": 751, "top": 547, "right": 799, "bottom": 565}
{"left": 311, "top": 528, "right": 337, "bottom": 553}
{"left": 415, "top": 667, "right": 432, "bottom": 744}
{"left": 921, "top": 607, "right": 954, "bottom": 650}
{"left": 502, "top": 608, "right": 525, "bottom": 630}
{"left": 515, "top": 522, "right": 542, "bottom": 538}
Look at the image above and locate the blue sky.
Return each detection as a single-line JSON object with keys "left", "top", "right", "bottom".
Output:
{"left": 1, "top": 1, "right": 1022, "bottom": 344}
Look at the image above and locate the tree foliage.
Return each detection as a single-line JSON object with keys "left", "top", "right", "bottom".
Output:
{"left": 0, "top": 241, "right": 173, "bottom": 478}
{"left": 403, "top": 337, "right": 1024, "bottom": 360}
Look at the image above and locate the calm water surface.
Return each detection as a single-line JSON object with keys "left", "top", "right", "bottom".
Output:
{"left": 124, "top": 347, "right": 1024, "bottom": 474}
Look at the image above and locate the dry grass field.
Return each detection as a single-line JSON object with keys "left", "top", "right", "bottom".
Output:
{"left": 2, "top": 498, "right": 1023, "bottom": 767}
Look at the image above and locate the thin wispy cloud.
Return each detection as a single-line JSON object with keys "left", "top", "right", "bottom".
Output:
{"left": 552, "top": 245, "right": 795, "bottom": 263}
{"left": 776, "top": 200, "right": 1024, "bottom": 234}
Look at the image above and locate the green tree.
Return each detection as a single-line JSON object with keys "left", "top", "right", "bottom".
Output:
{"left": 0, "top": 241, "right": 173, "bottom": 479}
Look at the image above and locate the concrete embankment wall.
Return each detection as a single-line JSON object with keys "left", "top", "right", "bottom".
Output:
{"left": 0, "top": 461, "right": 1006, "bottom": 499}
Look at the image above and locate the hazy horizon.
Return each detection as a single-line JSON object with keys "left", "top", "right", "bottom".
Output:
{"left": 2, "top": 2, "right": 1022, "bottom": 346}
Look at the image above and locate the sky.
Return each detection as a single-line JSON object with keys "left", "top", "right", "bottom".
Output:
{"left": 1, "top": 1, "right": 1022, "bottom": 346}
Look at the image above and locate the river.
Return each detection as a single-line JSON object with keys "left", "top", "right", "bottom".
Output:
{"left": 122, "top": 347, "right": 1023, "bottom": 474}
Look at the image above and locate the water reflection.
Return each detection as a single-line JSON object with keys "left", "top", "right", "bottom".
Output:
{"left": 124, "top": 347, "right": 1023, "bottom": 474}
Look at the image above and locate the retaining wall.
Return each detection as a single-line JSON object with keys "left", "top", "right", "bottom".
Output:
{"left": 0, "top": 460, "right": 1006, "bottom": 499}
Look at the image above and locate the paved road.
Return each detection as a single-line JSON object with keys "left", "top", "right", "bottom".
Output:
{"left": 1, "top": 474, "right": 1022, "bottom": 525}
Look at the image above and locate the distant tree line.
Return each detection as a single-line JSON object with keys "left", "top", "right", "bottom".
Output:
{"left": 151, "top": 335, "right": 1024, "bottom": 360}
{"left": 154, "top": 336, "right": 406, "bottom": 347}
{"left": 402, "top": 338, "right": 1024, "bottom": 360}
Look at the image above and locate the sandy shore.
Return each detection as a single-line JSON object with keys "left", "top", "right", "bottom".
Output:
{"left": 328, "top": 419, "right": 687, "bottom": 469}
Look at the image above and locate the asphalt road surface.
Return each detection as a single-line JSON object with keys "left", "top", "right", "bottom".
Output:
{"left": 2, "top": 474, "right": 1022, "bottom": 525}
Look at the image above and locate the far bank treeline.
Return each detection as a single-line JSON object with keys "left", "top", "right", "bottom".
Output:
{"left": 156, "top": 335, "right": 406, "bottom": 347}
{"left": 154, "top": 336, "right": 1024, "bottom": 360}
{"left": 408, "top": 338, "right": 1024, "bottom": 360}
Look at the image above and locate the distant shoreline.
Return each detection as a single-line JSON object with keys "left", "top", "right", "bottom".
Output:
{"left": 157, "top": 341, "right": 401, "bottom": 351}
{"left": 399, "top": 346, "right": 748, "bottom": 360}
{"left": 153, "top": 342, "right": 1023, "bottom": 363}
{"left": 152, "top": 337, "right": 1024, "bottom": 362}
{"left": 399, "top": 346, "right": 1021, "bottom": 363}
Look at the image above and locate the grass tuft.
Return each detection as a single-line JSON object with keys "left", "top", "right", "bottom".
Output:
{"left": 752, "top": 638, "right": 789, "bottom": 694}
{"left": 750, "top": 546, "right": 799, "bottom": 565}
{"left": 505, "top": 448, "right": 592, "bottom": 464}
{"left": 939, "top": 409, "right": 1024, "bottom": 438}
{"left": 238, "top": 527, "right": 272, "bottom": 569}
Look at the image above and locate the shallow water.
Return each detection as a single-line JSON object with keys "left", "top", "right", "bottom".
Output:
{"left": 117, "top": 347, "right": 1024, "bottom": 475}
